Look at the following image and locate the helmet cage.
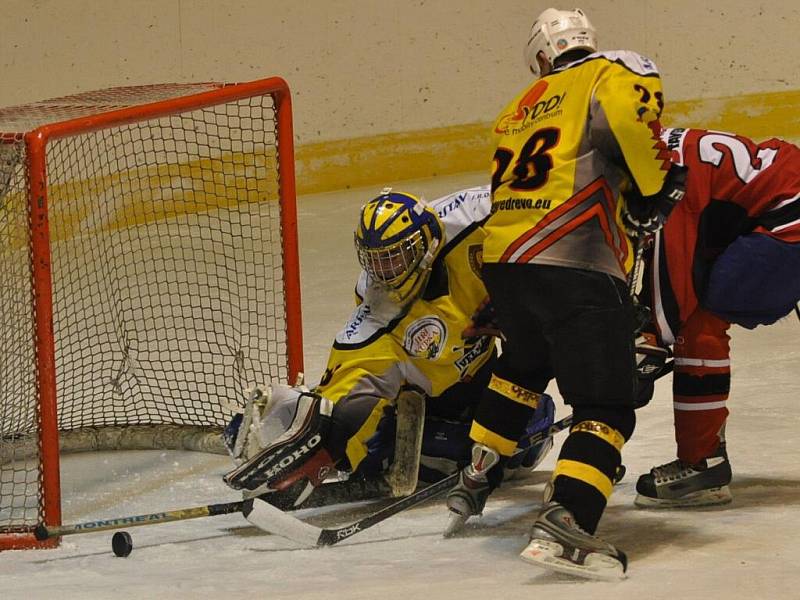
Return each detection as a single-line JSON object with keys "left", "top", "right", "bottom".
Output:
{"left": 354, "top": 191, "right": 442, "bottom": 301}
{"left": 355, "top": 228, "right": 428, "bottom": 289}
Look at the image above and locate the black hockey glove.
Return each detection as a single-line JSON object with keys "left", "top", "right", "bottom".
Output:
{"left": 622, "top": 164, "right": 687, "bottom": 236}
{"left": 461, "top": 296, "right": 504, "bottom": 341}
{"left": 633, "top": 331, "right": 673, "bottom": 408}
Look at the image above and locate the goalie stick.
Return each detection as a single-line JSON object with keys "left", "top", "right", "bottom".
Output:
{"left": 34, "top": 500, "right": 244, "bottom": 540}
{"left": 242, "top": 413, "right": 576, "bottom": 547}
{"left": 32, "top": 474, "right": 399, "bottom": 541}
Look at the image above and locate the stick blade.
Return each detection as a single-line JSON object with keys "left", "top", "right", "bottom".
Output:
{"left": 242, "top": 498, "right": 321, "bottom": 546}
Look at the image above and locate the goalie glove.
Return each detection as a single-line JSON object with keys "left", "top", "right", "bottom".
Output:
{"left": 223, "top": 383, "right": 335, "bottom": 494}
{"left": 622, "top": 164, "right": 687, "bottom": 236}
{"left": 634, "top": 331, "right": 672, "bottom": 408}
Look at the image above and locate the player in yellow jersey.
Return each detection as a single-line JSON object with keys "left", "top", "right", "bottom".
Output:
{"left": 444, "top": 8, "right": 686, "bottom": 580}
{"left": 222, "top": 187, "right": 555, "bottom": 508}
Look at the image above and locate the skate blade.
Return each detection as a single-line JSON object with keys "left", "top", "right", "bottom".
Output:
{"left": 634, "top": 485, "right": 732, "bottom": 509}
{"left": 519, "top": 540, "right": 626, "bottom": 581}
{"left": 443, "top": 511, "right": 469, "bottom": 538}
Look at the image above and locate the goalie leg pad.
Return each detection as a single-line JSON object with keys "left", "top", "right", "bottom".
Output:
{"left": 387, "top": 390, "right": 425, "bottom": 496}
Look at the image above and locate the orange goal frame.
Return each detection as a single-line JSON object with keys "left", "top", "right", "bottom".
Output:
{"left": 0, "top": 76, "right": 303, "bottom": 550}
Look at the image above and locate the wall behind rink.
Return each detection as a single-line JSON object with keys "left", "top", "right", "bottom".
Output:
{"left": 3, "top": 1, "right": 799, "bottom": 193}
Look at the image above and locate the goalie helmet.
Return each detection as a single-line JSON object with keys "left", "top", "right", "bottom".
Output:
{"left": 354, "top": 189, "right": 443, "bottom": 304}
{"left": 524, "top": 7, "right": 597, "bottom": 76}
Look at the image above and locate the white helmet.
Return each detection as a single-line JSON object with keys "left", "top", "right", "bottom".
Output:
{"left": 524, "top": 8, "right": 597, "bottom": 76}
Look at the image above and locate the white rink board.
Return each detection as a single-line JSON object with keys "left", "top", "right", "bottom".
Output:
{"left": 2, "top": 172, "right": 800, "bottom": 600}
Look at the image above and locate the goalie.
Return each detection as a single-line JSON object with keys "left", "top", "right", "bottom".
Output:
{"left": 222, "top": 187, "right": 555, "bottom": 508}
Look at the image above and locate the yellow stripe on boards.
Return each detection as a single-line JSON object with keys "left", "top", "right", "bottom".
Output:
{"left": 468, "top": 421, "right": 517, "bottom": 457}
{"left": 665, "top": 89, "right": 800, "bottom": 142}
{"left": 294, "top": 123, "right": 492, "bottom": 196}
{"left": 294, "top": 89, "right": 800, "bottom": 197}
{"left": 33, "top": 89, "right": 800, "bottom": 246}
{"left": 552, "top": 459, "right": 614, "bottom": 499}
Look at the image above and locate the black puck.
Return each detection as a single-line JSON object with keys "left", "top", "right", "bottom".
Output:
{"left": 33, "top": 524, "right": 49, "bottom": 541}
{"left": 112, "top": 531, "right": 133, "bottom": 557}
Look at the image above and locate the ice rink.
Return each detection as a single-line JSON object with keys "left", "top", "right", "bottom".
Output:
{"left": 4, "top": 171, "right": 800, "bottom": 599}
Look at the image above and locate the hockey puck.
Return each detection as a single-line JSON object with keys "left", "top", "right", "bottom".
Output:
{"left": 33, "top": 523, "right": 50, "bottom": 541}
{"left": 112, "top": 531, "right": 133, "bottom": 557}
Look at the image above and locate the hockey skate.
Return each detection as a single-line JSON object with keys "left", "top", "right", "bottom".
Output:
{"left": 519, "top": 502, "right": 627, "bottom": 581}
{"left": 635, "top": 443, "right": 732, "bottom": 508}
{"left": 443, "top": 444, "right": 499, "bottom": 537}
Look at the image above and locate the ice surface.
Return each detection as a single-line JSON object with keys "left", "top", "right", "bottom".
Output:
{"left": 3, "top": 172, "right": 800, "bottom": 599}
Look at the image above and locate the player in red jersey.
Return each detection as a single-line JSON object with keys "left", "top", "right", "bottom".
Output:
{"left": 635, "top": 127, "right": 800, "bottom": 507}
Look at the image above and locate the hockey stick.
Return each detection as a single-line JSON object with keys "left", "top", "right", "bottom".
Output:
{"left": 33, "top": 474, "right": 402, "bottom": 541}
{"left": 243, "top": 413, "right": 575, "bottom": 547}
{"left": 627, "top": 235, "right": 646, "bottom": 296}
{"left": 34, "top": 500, "right": 244, "bottom": 540}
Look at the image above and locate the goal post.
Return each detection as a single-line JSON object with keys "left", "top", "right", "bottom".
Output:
{"left": 0, "top": 77, "right": 303, "bottom": 550}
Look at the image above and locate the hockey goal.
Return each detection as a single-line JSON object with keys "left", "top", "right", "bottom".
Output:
{"left": 0, "top": 77, "right": 303, "bottom": 550}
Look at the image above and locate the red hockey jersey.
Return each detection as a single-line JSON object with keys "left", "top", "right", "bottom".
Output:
{"left": 651, "top": 127, "right": 800, "bottom": 342}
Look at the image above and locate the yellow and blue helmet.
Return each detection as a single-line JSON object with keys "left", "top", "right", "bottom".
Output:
{"left": 355, "top": 189, "right": 443, "bottom": 303}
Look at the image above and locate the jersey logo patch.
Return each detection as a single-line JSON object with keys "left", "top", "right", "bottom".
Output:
{"left": 468, "top": 244, "right": 483, "bottom": 278}
{"left": 454, "top": 335, "right": 492, "bottom": 376}
{"left": 403, "top": 316, "right": 447, "bottom": 359}
{"left": 494, "top": 81, "right": 568, "bottom": 135}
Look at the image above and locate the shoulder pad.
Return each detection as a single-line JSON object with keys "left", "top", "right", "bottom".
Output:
{"left": 426, "top": 185, "right": 491, "bottom": 243}
{"left": 335, "top": 303, "right": 384, "bottom": 346}
{"left": 334, "top": 285, "right": 403, "bottom": 346}
{"left": 591, "top": 50, "right": 660, "bottom": 76}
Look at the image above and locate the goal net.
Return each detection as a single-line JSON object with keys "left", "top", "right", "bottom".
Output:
{"left": 0, "top": 77, "right": 303, "bottom": 549}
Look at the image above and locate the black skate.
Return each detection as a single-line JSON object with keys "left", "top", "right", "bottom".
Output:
{"left": 520, "top": 502, "right": 627, "bottom": 581}
{"left": 635, "top": 444, "right": 732, "bottom": 508}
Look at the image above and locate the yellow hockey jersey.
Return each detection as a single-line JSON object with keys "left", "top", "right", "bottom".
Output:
{"left": 484, "top": 50, "right": 671, "bottom": 280}
{"left": 316, "top": 186, "right": 494, "bottom": 469}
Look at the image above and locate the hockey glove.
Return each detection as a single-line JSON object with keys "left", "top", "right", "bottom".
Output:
{"left": 223, "top": 384, "right": 336, "bottom": 493}
{"left": 634, "top": 331, "right": 672, "bottom": 408}
{"left": 622, "top": 164, "right": 687, "bottom": 236}
{"left": 461, "top": 296, "right": 503, "bottom": 341}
